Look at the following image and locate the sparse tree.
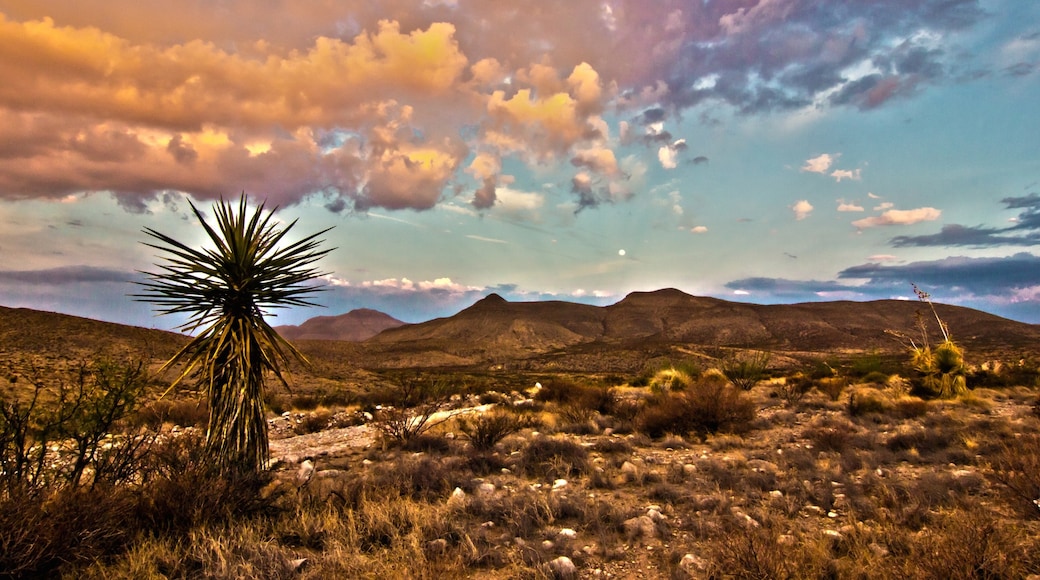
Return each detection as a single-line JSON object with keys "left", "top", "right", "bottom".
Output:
{"left": 136, "top": 195, "right": 330, "bottom": 473}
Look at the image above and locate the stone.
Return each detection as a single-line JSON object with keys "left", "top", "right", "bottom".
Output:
{"left": 548, "top": 556, "right": 577, "bottom": 579}
{"left": 448, "top": 487, "right": 467, "bottom": 507}
{"left": 552, "top": 478, "right": 568, "bottom": 490}
{"left": 683, "top": 464, "right": 697, "bottom": 477}
{"left": 558, "top": 528, "right": 577, "bottom": 540}
{"left": 624, "top": 515, "right": 657, "bottom": 541}
{"left": 477, "top": 482, "right": 496, "bottom": 496}
{"left": 679, "top": 553, "right": 708, "bottom": 575}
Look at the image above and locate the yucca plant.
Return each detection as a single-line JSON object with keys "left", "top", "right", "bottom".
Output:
{"left": 895, "top": 284, "right": 967, "bottom": 399}
{"left": 136, "top": 195, "right": 331, "bottom": 473}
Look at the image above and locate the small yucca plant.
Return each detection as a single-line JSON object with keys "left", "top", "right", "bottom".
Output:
{"left": 901, "top": 285, "right": 967, "bottom": 399}
{"left": 136, "top": 195, "right": 331, "bottom": 473}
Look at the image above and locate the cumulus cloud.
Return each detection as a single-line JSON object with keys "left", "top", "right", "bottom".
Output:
{"left": 801, "top": 153, "right": 834, "bottom": 174}
{"left": 0, "top": 0, "right": 1002, "bottom": 215}
{"left": 690, "top": 225, "right": 708, "bottom": 233}
{"left": 837, "top": 200, "right": 864, "bottom": 212}
{"left": 792, "top": 200, "right": 814, "bottom": 220}
{"left": 853, "top": 207, "right": 941, "bottom": 228}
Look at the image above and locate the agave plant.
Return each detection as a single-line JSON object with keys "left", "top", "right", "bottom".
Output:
{"left": 136, "top": 195, "right": 331, "bottom": 473}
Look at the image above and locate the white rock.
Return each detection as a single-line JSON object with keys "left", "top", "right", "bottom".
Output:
{"left": 296, "top": 459, "right": 315, "bottom": 487}
{"left": 548, "top": 556, "right": 577, "bottom": 579}
{"left": 542, "top": 540, "right": 555, "bottom": 550}
{"left": 447, "top": 487, "right": 467, "bottom": 506}
{"left": 477, "top": 482, "right": 496, "bottom": 496}
{"left": 768, "top": 490, "right": 784, "bottom": 498}
{"left": 552, "top": 478, "right": 568, "bottom": 490}
{"left": 679, "top": 553, "right": 708, "bottom": 574}
{"left": 558, "top": 528, "right": 577, "bottom": 540}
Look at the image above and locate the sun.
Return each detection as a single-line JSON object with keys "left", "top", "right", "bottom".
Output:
{"left": 618, "top": 249, "right": 626, "bottom": 256}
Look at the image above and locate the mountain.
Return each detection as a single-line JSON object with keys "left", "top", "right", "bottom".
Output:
{"left": 275, "top": 308, "right": 406, "bottom": 342}
{"left": 361, "top": 289, "right": 1040, "bottom": 367}
{"left": 0, "top": 305, "right": 187, "bottom": 362}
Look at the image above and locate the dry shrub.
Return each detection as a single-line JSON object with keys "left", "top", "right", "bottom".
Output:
{"left": 911, "top": 507, "right": 1036, "bottom": 579}
{"left": 893, "top": 397, "right": 929, "bottom": 419}
{"left": 457, "top": 408, "right": 534, "bottom": 452}
{"left": 847, "top": 387, "right": 890, "bottom": 417}
{"left": 0, "top": 486, "right": 135, "bottom": 578}
{"left": 815, "top": 377, "right": 846, "bottom": 401}
{"left": 988, "top": 432, "right": 1040, "bottom": 518}
{"left": 774, "top": 374, "right": 812, "bottom": 407}
{"left": 637, "top": 376, "right": 755, "bottom": 439}
{"left": 135, "top": 398, "right": 209, "bottom": 429}
{"left": 292, "top": 409, "right": 333, "bottom": 435}
{"left": 518, "top": 436, "right": 590, "bottom": 479}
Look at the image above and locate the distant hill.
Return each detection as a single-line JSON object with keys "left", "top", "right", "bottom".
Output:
{"left": 275, "top": 308, "right": 406, "bottom": 342}
{"left": 4, "top": 290, "right": 1038, "bottom": 377}
{"left": 0, "top": 305, "right": 187, "bottom": 362}
{"left": 363, "top": 288, "right": 1040, "bottom": 366}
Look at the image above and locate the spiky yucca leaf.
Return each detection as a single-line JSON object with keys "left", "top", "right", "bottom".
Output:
{"left": 135, "top": 195, "right": 331, "bottom": 473}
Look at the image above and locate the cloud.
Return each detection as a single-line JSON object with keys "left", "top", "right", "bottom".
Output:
{"left": 723, "top": 252, "right": 1040, "bottom": 322}
{"left": 838, "top": 252, "right": 1040, "bottom": 296}
{"left": 0, "top": 265, "right": 129, "bottom": 284}
{"left": 690, "top": 225, "right": 708, "bottom": 233}
{"left": 891, "top": 194, "right": 1040, "bottom": 247}
{"left": 691, "top": 156, "right": 709, "bottom": 165}
{"left": 655, "top": 138, "right": 688, "bottom": 169}
{"left": 0, "top": 1, "right": 1002, "bottom": 216}
{"left": 852, "top": 207, "right": 941, "bottom": 228}
{"left": 830, "top": 168, "right": 861, "bottom": 182}
{"left": 791, "top": 200, "right": 814, "bottom": 220}
{"left": 837, "top": 200, "right": 864, "bottom": 212}
{"left": 801, "top": 153, "right": 834, "bottom": 174}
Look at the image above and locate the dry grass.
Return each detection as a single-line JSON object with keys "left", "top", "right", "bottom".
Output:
{"left": 9, "top": 356, "right": 1040, "bottom": 579}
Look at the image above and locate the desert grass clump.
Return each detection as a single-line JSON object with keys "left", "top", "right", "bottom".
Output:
{"left": 457, "top": 408, "right": 535, "bottom": 452}
{"left": 518, "top": 436, "right": 590, "bottom": 479}
{"left": 988, "top": 431, "right": 1040, "bottom": 518}
{"left": 846, "top": 387, "right": 890, "bottom": 417}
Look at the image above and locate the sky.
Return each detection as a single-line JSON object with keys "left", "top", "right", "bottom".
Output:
{"left": 0, "top": 0, "right": 1038, "bottom": 330}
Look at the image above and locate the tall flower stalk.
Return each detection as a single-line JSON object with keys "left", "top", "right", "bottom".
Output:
{"left": 136, "top": 195, "right": 331, "bottom": 473}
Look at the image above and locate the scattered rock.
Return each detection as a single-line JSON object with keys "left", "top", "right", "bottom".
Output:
{"left": 448, "top": 487, "right": 467, "bottom": 507}
{"left": 477, "top": 482, "right": 496, "bottom": 496}
{"left": 679, "top": 553, "right": 708, "bottom": 576}
{"left": 624, "top": 515, "right": 657, "bottom": 541}
{"left": 552, "top": 478, "right": 568, "bottom": 490}
{"left": 548, "top": 556, "right": 577, "bottom": 579}
{"left": 558, "top": 528, "right": 577, "bottom": 540}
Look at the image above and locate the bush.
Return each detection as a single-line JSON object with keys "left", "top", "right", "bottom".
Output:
{"left": 637, "top": 376, "right": 755, "bottom": 438}
{"left": 774, "top": 374, "right": 812, "bottom": 407}
{"left": 721, "top": 351, "right": 771, "bottom": 390}
{"left": 847, "top": 389, "right": 889, "bottom": 417}
{"left": 374, "top": 378, "right": 454, "bottom": 447}
{"left": 518, "top": 436, "right": 590, "bottom": 479}
{"left": 458, "top": 409, "right": 534, "bottom": 452}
